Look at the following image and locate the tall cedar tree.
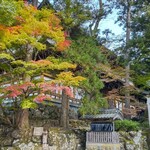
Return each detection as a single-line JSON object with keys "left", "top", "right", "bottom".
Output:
{"left": 130, "top": 0, "right": 150, "bottom": 90}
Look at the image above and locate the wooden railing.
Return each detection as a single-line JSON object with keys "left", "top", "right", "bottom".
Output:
{"left": 86, "top": 132, "right": 120, "bottom": 144}
{"left": 0, "top": 75, "right": 82, "bottom": 108}
{"left": 51, "top": 92, "right": 81, "bottom": 106}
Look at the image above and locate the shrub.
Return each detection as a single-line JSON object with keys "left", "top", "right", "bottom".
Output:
{"left": 140, "top": 121, "right": 149, "bottom": 129}
{"left": 115, "top": 120, "right": 140, "bottom": 131}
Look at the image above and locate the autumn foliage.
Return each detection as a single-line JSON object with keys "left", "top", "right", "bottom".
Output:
{"left": 57, "top": 40, "right": 71, "bottom": 51}
{"left": 0, "top": 1, "right": 70, "bottom": 51}
{"left": 2, "top": 81, "right": 74, "bottom": 106}
{"left": 0, "top": 0, "right": 85, "bottom": 129}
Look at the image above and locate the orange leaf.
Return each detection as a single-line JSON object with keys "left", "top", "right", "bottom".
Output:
{"left": 57, "top": 40, "right": 71, "bottom": 51}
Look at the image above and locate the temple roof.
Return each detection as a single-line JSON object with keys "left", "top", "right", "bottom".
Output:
{"left": 82, "top": 109, "right": 123, "bottom": 121}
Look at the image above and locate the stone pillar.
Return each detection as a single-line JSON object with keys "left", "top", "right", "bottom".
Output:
{"left": 42, "top": 131, "right": 49, "bottom": 150}
{"left": 147, "top": 97, "right": 150, "bottom": 127}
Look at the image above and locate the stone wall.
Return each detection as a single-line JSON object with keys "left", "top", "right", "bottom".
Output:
{"left": 0, "top": 121, "right": 87, "bottom": 150}
{"left": 48, "top": 128, "right": 86, "bottom": 150}
{"left": 119, "top": 131, "right": 148, "bottom": 150}
{"left": 86, "top": 143, "right": 120, "bottom": 150}
{"left": 0, "top": 128, "right": 86, "bottom": 150}
{"left": 0, "top": 122, "right": 149, "bottom": 150}
{"left": 30, "top": 105, "right": 78, "bottom": 120}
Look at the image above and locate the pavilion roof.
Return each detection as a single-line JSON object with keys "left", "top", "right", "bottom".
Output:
{"left": 82, "top": 109, "right": 124, "bottom": 121}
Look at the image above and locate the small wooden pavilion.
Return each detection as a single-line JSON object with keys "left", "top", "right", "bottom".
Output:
{"left": 83, "top": 109, "right": 123, "bottom": 150}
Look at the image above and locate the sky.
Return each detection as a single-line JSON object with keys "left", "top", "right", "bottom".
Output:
{"left": 100, "top": 0, "right": 124, "bottom": 36}
{"left": 99, "top": 8, "right": 124, "bottom": 49}
{"left": 100, "top": 11, "right": 123, "bottom": 36}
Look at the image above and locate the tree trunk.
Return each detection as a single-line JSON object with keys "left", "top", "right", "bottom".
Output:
{"left": 60, "top": 90, "right": 69, "bottom": 129}
{"left": 89, "top": 0, "right": 103, "bottom": 37}
{"left": 32, "top": 0, "right": 38, "bottom": 7}
{"left": 18, "top": 109, "right": 29, "bottom": 129}
{"left": 125, "top": 63, "right": 130, "bottom": 108}
{"left": 17, "top": 45, "right": 33, "bottom": 130}
{"left": 124, "top": 0, "right": 131, "bottom": 118}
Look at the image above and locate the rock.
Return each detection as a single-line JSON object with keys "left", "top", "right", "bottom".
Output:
{"left": 17, "top": 142, "right": 35, "bottom": 150}
{"left": 49, "top": 146, "right": 57, "bottom": 150}
{"left": 129, "top": 131, "right": 137, "bottom": 137}
{"left": 0, "top": 127, "right": 3, "bottom": 135}
{"left": 13, "top": 140, "right": 42, "bottom": 150}
{"left": 13, "top": 139, "right": 22, "bottom": 147}
{"left": 120, "top": 143, "right": 125, "bottom": 150}
{"left": 34, "top": 109, "right": 42, "bottom": 117}
{"left": 119, "top": 131, "right": 148, "bottom": 150}
{"left": 4, "top": 127, "right": 14, "bottom": 134}
{"left": 48, "top": 128, "right": 86, "bottom": 150}
{"left": 28, "top": 142, "right": 34, "bottom": 147}
{"left": 32, "top": 135, "right": 42, "bottom": 143}
{"left": 18, "top": 143, "right": 28, "bottom": 150}
{"left": 11, "top": 129, "right": 21, "bottom": 139}
{"left": 1, "top": 147, "right": 16, "bottom": 150}
{"left": 0, "top": 137, "right": 13, "bottom": 146}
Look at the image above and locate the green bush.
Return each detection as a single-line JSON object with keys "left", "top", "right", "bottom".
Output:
{"left": 115, "top": 120, "right": 140, "bottom": 131}
{"left": 140, "top": 121, "right": 149, "bottom": 129}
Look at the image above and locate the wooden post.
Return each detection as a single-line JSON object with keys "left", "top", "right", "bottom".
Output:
{"left": 147, "top": 97, "right": 150, "bottom": 127}
{"left": 113, "top": 121, "right": 115, "bottom": 132}
{"left": 60, "top": 90, "right": 69, "bottom": 129}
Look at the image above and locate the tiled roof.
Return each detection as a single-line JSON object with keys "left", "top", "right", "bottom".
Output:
{"left": 82, "top": 109, "right": 123, "bottom": 120}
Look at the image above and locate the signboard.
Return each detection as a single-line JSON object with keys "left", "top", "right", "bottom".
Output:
{"left": 91, "top": 122, "right": 113, "bottom": 132}
{"left": 33, "top": 127, "right": 43, "bottom": 136}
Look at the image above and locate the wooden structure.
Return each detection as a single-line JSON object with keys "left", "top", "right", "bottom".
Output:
{"left": 101, "top": 74, "right": 147, "bottom": 119}
{"left": 83, "top": 109, "right": 123, "bottom": 150}
{"left": 86, "top": 131, "right": 120, "bottom": 144}
{"left": 0, "top": 73, "right": 82, "bottom": 108}
{"left": 0, "top": 73, "right": 82, "bottom": 128}
{"left": 99, "top": 48, "right": 147, "bottom": 119}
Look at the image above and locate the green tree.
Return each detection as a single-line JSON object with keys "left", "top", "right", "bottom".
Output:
{"left": 109, "top": 0, "right": 150, "bottom": 115}
{"left": 130, "top": 1, "right": 150, "bottom": 90}
{"left": 63, "top": 36, "right": 108, "bottom": 115}
{"left": 110, "top": 0, "right": 134, "bottom": 117}
{"left": 51, "top": 0, "right": 91, "bottom": 34}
